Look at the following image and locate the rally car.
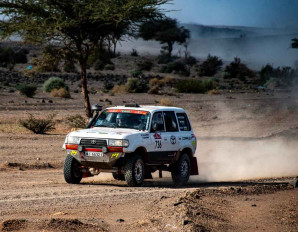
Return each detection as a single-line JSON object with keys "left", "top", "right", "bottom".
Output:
{"left": 63, "top": 103, "right": 198, "bottom": 187}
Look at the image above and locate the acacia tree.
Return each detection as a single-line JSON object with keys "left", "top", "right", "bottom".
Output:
{"left": 0, "top": 0, "right": 168, "bottom": 117}
{"left": 138, "top": 18, "right": 189, "bottom": 56}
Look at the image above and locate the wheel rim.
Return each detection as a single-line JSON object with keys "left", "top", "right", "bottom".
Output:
{"left": 134, "top": 160, "right": 143, "bottom": 182}
{"left": 181, "top": 159, "right": 189, "bottom": 177}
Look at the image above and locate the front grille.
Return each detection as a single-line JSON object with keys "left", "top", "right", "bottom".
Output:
{"left": 80, "top": 139, "right": 107, "bottom": 148}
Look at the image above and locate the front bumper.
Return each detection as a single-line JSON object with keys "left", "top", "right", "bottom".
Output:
{"left": 66, "top": 149, "right": 124, "bottom": 169}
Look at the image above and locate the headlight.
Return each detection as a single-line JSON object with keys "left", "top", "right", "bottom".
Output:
{"left": 67, "top": 136, "right": 80, "bottom": 144}
{"left": 108, "top": 139, "right": 129, "bottom": 147}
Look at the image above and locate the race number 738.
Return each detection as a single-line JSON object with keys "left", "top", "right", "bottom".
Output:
{"left": 155, "top": 140, "right": 162, "bottom": 149}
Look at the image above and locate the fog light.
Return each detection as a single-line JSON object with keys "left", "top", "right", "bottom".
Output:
{"left": 77, "top": 145, "right": 83, "bottom": 152}
{"left": 102, "top": 146, "right": 108, "bottom": 153}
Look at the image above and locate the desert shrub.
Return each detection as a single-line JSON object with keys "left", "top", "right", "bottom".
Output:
{"left": 157, "top": 54, "right": 179, "bottom": 64}
{"left": 149, "top": 78, "right": 161, "bottom": 88}
{"left": 130, "top": 69, "right": 143, "bottom": 77}
{"left": 160, "top": 61, "right": 190, "bottom": 77}
{"left": 136, "top": 59, "right": 153, "bottom": 71}
{"left": 17, "top": 84, "right": 37, "bottom": 97}
{"left": 14, "top": 48, "right": 28, "bottom": 63}
{"left": 207, "top": 89, "right": 221, "bottom": 95}
{"left": 104, "top": 63, "right": 115, "bottom": 70}
{"left": 34, "top": 46, "right": 62, "bottom": 72}
{"left": 126, "top": 78, "right": 148, "bottom": 93}
{"left": 64, "top": 61, "right": 76, "bottom": 73}
{"left": 159, "top": 97, "right": 172, "bottom": 106}
{"left": 88, "top": 48, "right": 111, "bottom": 67}
{"left": 0, "top": 47, "right": 15, "bottom": 67}
{"left": 103, "top": 81, "right": 114, "bottom": 91}
{"left": 65, "top": 114, "right": 86, "bottom": 128}
{"left": 126, "top": 78, "right": 140, "bottom": 93}
{"left": 198, "top": 55, "right": 223, "bottom": 76}
{"left": 93, "top": 59, "right": 105, "bottom": 70}
{"left": 147, "top": 77, "right": 166, "bottom": 94}
{"left": 224, "top": 57, "right": 255, "bottom": 80}
{"left": 176, "top": 79, "right": 216, "bottom": 93}
{"left": 148, "top": 85, "right": 159, "bottom": 94}
{"left": 50, "top": 88, "right": 71, "bottom": 98}
{"left": 131, "top": 49, "right": 139, "bottom": 57}
{"left": 185, "top": 55, "right": 197, "bottom": 66}
{"left": 112, "top": 84, "right": 129, "bottom": 94}
{"left": 259, "top": 64, "right": 296, "bottom": 86}
{"left": 43, "top": 77, "right": 69, "bottom": 92}
{"left": 19, "top": 114, "right": 55, "bottom": 134}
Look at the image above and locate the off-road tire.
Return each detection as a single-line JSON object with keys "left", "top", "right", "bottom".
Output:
{"left": 63, "top": 155, "right": 83, "bottom": 184}
{"left": 124, "top": 155, "right": 145, "bottom": 187}
{"left": 112, "top": 172, "right": 125, "bottom": 181}
{"left": 171, "top": 153, "right": 191, "bottom": 187}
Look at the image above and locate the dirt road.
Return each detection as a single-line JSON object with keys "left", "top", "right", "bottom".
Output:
{"left": 0, "top": 90, "right": 298, "bottom": 231}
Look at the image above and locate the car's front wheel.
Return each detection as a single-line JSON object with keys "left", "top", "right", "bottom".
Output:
{"left": 124, "top": 155, "right": 145, "bottom": 187}
{"left": 63, "top": 155, "right": 83, "bottom": 184}
{"left": 171, "top": 153, "right": 191, "bottom": 187}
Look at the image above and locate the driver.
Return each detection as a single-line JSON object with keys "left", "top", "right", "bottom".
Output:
{"left": 116, "top": 113, "right": 131, "bottom": 127}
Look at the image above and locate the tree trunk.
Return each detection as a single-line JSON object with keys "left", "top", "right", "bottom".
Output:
{"left": 80, "top": 61, "right": 92, "bottom": 118}
{"left": 167, "top": 42, "right": 173, "bottom": 57}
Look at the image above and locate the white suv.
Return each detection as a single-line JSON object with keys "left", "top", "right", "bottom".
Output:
{"left": 63, "top": 104, "right": 198, "bottom": 186}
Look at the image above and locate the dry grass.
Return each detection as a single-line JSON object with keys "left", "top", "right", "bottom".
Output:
{"left": 159, "top": 97, "right": 172, "bottom": 106}
{"left": 50, "top": 88, "right": 71, "bottom": 98}
{"left": 207, "top": 89, "right": 221, "bottom": 95}
{"left": 112, "top": 84, "right": 129, "bottom": 94}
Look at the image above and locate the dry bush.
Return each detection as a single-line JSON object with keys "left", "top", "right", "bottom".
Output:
{"left": 207, "top": 89, "right": 221, "bottom": 95}
{"left": 149, "top": 78, "right": 160, "bottom": 87}
{"left": 112, "top": 85, "right": 129, "bottom": 94}
{"left": 148, "top": 85, "right": 159, "bottom": 94}
{"left": 19, "top": 114, "right": 55, "bottom": 134}
{"left": 159, "top": 97, "right": 172, "bottom": 106}
{"left": 65, "top": 114, "right": 86, "bottom": 129}
{"left": 50, "top": 88, "right": 71, "bottom": 98}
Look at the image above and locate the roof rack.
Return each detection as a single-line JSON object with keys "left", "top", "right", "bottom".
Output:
{"left": 124, "top": 103, "right": 140, "bottom": 107}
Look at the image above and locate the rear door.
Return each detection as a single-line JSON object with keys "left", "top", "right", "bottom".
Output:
{"left": 162, "top": 111, "right": 180, "bottom": 159}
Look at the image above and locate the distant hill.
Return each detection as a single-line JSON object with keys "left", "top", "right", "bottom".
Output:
{"left": 182, "top": 23, "right": 298, "bottom": 39}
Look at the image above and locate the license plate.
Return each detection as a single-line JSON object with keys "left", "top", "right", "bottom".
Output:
{"left": 84, "top": 152, "right": 104, "bottom": 157}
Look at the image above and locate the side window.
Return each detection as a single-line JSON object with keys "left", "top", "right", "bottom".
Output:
{"left": 151, "top": 112, "right": 165, "bottom": 132}
{"left": 176, "top": 113, "right": 191, "bottom": 131}
{"left": 163, "top": 111, "right": 178, "bottom": 132}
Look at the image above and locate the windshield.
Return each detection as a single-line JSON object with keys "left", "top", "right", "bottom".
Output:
{"left": 94, "top": 109, "right": 151, "bottom": 130}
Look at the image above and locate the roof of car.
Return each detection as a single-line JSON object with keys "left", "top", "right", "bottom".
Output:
{"left": 106, "top": 105, "right": 186, "bottom": 113}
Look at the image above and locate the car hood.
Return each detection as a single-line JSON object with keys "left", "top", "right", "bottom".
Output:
{"left": 67, "top": 127, "right": 144, "bottom": 140}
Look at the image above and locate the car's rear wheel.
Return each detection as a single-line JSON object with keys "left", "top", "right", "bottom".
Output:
{"left": 63, "top": 155, "right": 83, "bottom": 184}
{"left": 112, "top": 172, "right": 125, "bottom": 181}
{"left": 171, "top": 153, "right": 191, "bottom": 187}
{"left": 124, "top": 155, "right": 145, "bottom": 187}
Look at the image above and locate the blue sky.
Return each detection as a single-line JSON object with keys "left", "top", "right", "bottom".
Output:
{"left": 164, "top": 0, "right": 298, "bottom": 28}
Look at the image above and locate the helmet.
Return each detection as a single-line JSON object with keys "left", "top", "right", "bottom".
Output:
{"left": 116, "top": 113, "right": 130, "bottom": 126}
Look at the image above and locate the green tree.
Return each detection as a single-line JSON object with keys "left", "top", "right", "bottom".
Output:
{"left": 138, "top": 18, "right": 190, "bottom": 57}
{"left": 292, "top": 38, "right": 298, "bottom": 49}
{"left": 0, "top": 0, "right": 168, "bottom": 117}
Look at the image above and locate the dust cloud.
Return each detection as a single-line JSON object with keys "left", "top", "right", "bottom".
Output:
{"left": 193, "top": 137, "right": 298, "bottom": 182}
{"left": 190, "top": 99, "right": 298, "bottom": 182}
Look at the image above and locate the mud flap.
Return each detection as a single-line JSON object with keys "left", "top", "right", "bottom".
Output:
{"left": 190, "top": 157, "right": 199, "bottom": 175}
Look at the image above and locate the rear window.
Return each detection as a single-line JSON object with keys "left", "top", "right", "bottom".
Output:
{"left": 176, "top": 113, "right": 191, "bottom": 131}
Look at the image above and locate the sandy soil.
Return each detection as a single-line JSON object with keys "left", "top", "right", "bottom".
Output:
{"left": 0, "top": 88, "right": 297, "bottom": 231}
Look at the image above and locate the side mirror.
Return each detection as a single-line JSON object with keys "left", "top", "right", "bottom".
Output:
{"left": 152, "top": 123, "right": 158, "bottom": 131}
{"left": 92, "top": 104, "right": 102, "bottom": 112}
